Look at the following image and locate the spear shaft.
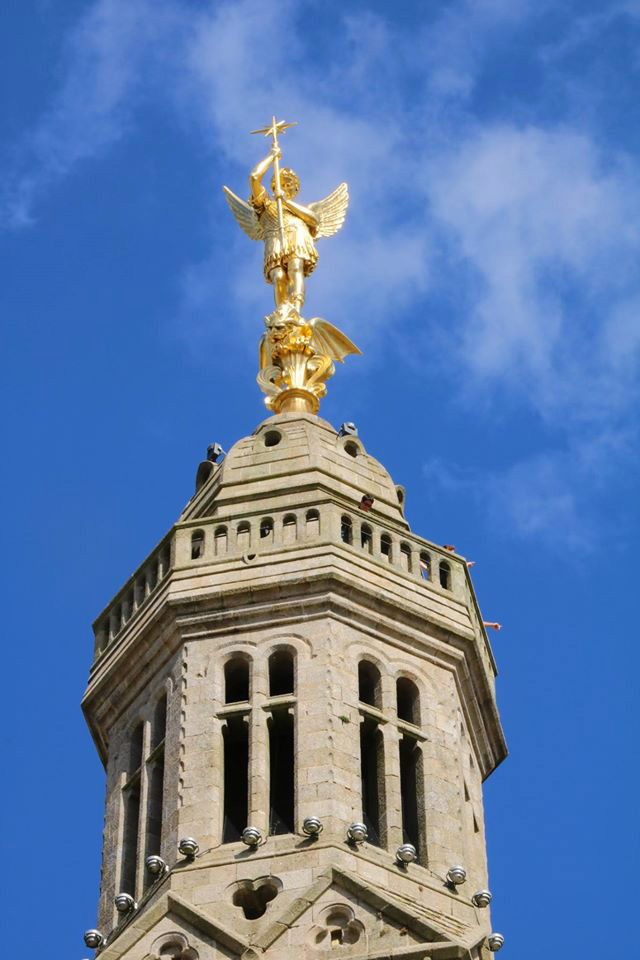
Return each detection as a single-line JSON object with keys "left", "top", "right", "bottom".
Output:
{"left": 269, "top": 116, "right": 287, "bottom": 250}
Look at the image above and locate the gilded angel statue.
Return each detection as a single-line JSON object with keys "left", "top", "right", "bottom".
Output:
{"left": 222, "top": 118, "right": 360, "bottom": 415}
{"left": 223, "top": 140, "right": 349, "bottom": 311}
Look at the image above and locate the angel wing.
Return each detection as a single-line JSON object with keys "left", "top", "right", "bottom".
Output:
{"left": 308, "top": 317, "right": 361, "bottom": 363}
{"left": 222, "top": 186, "right": 264, "bottom": 242}
{"left": 309, "top": 182, "right": 349, "bottom": 238}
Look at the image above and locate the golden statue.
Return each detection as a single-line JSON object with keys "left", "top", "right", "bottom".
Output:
{"left": 223, "top": 118, "right": 361, "bottom": 414}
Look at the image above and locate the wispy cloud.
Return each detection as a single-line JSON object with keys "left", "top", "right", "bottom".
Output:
{"left": 3, "top": 0, "right": 640, "bottom": 548}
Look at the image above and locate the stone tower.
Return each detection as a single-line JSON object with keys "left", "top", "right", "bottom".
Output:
{"left": 82, "top": 411, "right": 507, "bottom": 960}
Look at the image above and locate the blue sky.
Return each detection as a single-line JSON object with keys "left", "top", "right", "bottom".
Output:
{"left": 1, "top": 0, "right": 639, "bottom": 956}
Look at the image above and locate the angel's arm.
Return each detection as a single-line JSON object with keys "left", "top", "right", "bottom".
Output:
{"left": 250, "top": 150, "right": 275, "bottom": 204}
{"left": 282, "top": 199, "right": 319, "bottom": 232}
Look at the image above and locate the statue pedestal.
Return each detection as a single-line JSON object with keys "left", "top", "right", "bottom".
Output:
{"left": 272, "top": 388, "right": 319, "bottom": 415}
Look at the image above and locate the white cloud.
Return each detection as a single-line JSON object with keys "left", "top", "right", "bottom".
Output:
{"left": 3, "top": 0, "right": 640, "bottom": 548}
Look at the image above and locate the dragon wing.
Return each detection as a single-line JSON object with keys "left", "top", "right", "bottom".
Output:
{"left": 309, "top": 318, "right": 362, "bottom": 363}
{"left": 222, "top": 186, "right": 264, "bottom": 241}
{"left": 309, "top": 182, "right": 349, "bottom": 238}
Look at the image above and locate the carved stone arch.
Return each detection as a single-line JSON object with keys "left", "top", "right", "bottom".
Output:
{"left": 147, "top": 930, "right": 199, "bottom": 960}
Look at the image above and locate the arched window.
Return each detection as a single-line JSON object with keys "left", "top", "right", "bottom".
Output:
{"left": 396, "top": 677, "right": 420, "bottom": 726}
{"left": 341, "top": 515, "right": 353, "bottom": 545}
{"left": 306, "top": 509, "right": 320, "bottom": 536}
{"left": 283, "top": 514, "right": 297, "bottom": 543}
{"left": 146, "top": 694, "right": 167, "bottom": 870}
{"left": 269, "top": 650, "right": 295, "bottom": 696}
{"left": 360, "top": 718, "right": 386, "bottom": 848}
{"left": 419, "top": 552, "right": 431, "bottom": 580}
{"left": 191, "top": 529, "right": 205, "bottom": 560}
{"left": 439, "top": 559, "right": 451, "bottom": 590}
{"left": 129, "top": 721, "right": 144, "bottom": 774}
{"left": 269, "top": 710, "right": 294, "bottom": 835}
{"left": 222, "top": 716, "right": 249, "bottom": 843}
{"left": 237, "top": 521, "right": 251, "bottom": 551}
{"left": 214, "top": 525, "right": 228, "bottom": 556}
{"left": 380, "top": 534, "right": 392, "bottom": 561}
{"left": 225, "top": 657, "right": 250, "bottom": 703}
{"left": 260, "top": 518, "right": 274, "bottom": 542}
{"left": 400, "top": 542, "right": 412, "bottom": 572}
{"left": 399, "top": 736, "right": 427, "bottom": 864}
{"left": 361, "top": 524, "right": 373, "bottom": 552}
{"left": 358, "top": 660, "right": 382, "bottom": 709}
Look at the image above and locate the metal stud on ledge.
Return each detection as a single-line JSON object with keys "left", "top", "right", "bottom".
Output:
{"left": 347, "top": 822, "right": 368, "bottom": 844}
{"left": 178, "top": 837, "right": 199, "bottom": 860}
{"left": 241, "top": 826, "right": 264, "bottom": 847}
{"left": 302, "top": 816, "right": 323, "bottom": 837}
{"left": 146, "top": 854, "right": 169, "bottom": 877}
{"left": 395, "top": 843, "right": 417, "bottom": 865}
{"left": 446, "top": 865, "right": 467, "bottom": 886}
{"left": 114, "top": 892, "right": 136, "bottom": 914}
{"left": 472, "top": 889, "right": 492, "bottom": 908}
{"left": 487, "top": 933, "right": 505, "bottom": 952}
{"left": 84, "top": 930, "right": 105, "bottom": 949}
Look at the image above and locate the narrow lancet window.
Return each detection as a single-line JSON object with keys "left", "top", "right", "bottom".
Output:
{"left": 341, "top": 515, "right": 353, "bottom": 544}
{"left": 191, "top": 529, "right": 205, "bottom": 559}
{"left": 419, "top": 552, "right": 431, "bottom": 580}
{"left": 358, "top": 660, "right": 381, "bottom": 708}
{"left": 121, "top": 781, "right": 141, "bottom": 895}
{"left": 399, "top": 736, "right": 426, "bottom": 863}
{"left": 439, "top": 560, "right": 451, "bottom": 590}
{"left": 400, "top": 542, "right": 412, "bottom": 571}
{"left": 380, "top": 534, "right": 392, "bottom": 561}
{"left": 283, "top": 514, "right": 297, "bottom": 543}
{"left": 269, "top": 650, "right": 294, "bottom": 697}
{"left": 225, "top": 657, "right": 250, "bottom": 703}
{"left": 306, "top": 509, "right": 320, "bottom": 536}
{"left": 360, "top": 718, "right": 386, "bottom": 847}
{"left": 214, "top": 525, "right": 228, "bottom": 555}
{"left": 268, "top": 709, "right": 294, "bottom": 835}
{"left": 222, "top": 716, "right": 249, "bottom": 843}
{"left": 396, "top": 677, "right": 420, "bottom": 726}
{"left": 361, "top": 524, "right": 373, "bottom": 552}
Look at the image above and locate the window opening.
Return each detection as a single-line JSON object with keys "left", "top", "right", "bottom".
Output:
{"left": 360, "top": 524, "right": 373, "bottom": 552}
{"left": 396, "top": 677, "right": 420, "bottom": 725}
{"left": 419, "top": 552, "right": 431, "bottom": 580}
{"left": 358, "top": 660, "right": 381, "bottom": 708}
{"left": 222, "top": 716, "right": 249, "bottom": 843}
{"left": 268, "top": 709, "right": 294, "bottom": 835}
{"left": 214, "top": 525, "right": 228, "bottom": 555}
{"left": 120, "top": 781, "right": 141, "bottom": 895}
{"left": 191, "top": 530, "right": 205, "bottom": 560}
{"left": 269, "top": 650, "right": 294, "bottom": 696}
{"left": 233, "top": 880, "right": 280, "bottom": 919}
{"left": 237, "top": 522, "right": 251, "bottom": 551}
{"left": 129, "top": 722, "right": 144, "bottom": 774}
{"left": 260, "top": 518, "right": 274, "bottom": 541}
{"left": 151, "top": 694, "right": 167, "bottom": 751}
{"left": 283, "top": 514, "right": 297, "bottom": 543}
{"left": 439, "top": 560, "right": 451, "bottom": 590}
{"left": 360, "top": 718, "right": 386, "bottom": 847}
{"left": 344, "top": 441, "right": 359, "bottom": 458}
{"left": 225, "top": 658, "right": 250, "bottom": 703}
{"left": 341, "top": 515, "right": 353, "bottom": 544}
{"left": 145, "top": 756, "right": 164, "bottom": 865}
{"left": 400, "top": 542, "right": 412, "bottom": 571}
{"left": 306, "top": 509, "right": 320, "bottom": 536}
{"left": 380, "top": 534, "right": 392, "bottom": 561}
{"left": 264, "top": 430, "right": 281, "bottom": 447}
{"left": 399, "top": 736, "right": 426, "bottom": 863}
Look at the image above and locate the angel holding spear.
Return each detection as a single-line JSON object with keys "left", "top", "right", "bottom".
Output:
{"left": 223, "top": 119, "right": 349, "bottom": 312}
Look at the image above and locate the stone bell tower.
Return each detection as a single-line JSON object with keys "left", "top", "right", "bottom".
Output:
{"left": 82, "top": 119, "right": 507, "bottom": 960}
{"left": 82, "top": 413, "right": 507, "bottom": 960}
